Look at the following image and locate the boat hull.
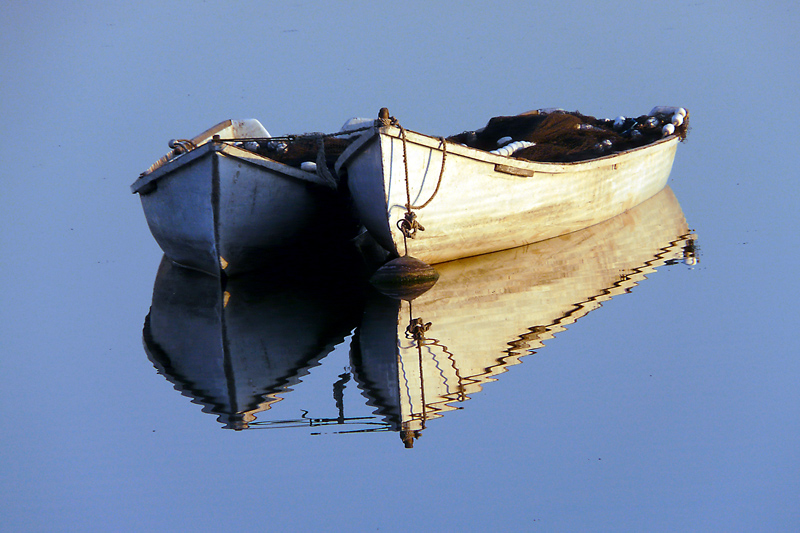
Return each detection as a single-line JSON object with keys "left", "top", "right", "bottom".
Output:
{"left": 133, "top": 142, "right": 346, "bottom": 277}
{"left": 339, "top": 125, "right": 681, "bottom": 264}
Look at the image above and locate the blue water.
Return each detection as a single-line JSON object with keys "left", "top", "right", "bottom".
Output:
{"left": 3, "top": 2, "right": 799, "bottom": 531}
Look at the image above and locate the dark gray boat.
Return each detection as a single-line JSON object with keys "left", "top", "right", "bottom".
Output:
{"left": 131, "top": 119, "right": 351, "bottom": 277}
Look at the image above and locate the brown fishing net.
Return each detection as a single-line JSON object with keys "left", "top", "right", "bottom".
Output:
{"left": 253, "top": 135, "right": 354, "bottom": 171}
{"left": 447, "top": 110, "right": 689, "bottom": 162}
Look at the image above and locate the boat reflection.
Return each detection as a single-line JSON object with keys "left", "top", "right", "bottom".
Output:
{"left": 144, "top": 252, "right": 369, "bottom": 430}
{"left": 143, "top": 186, "right": 695, "bottom": 444}
{"left": 351, "top": 186, "right": 696, "bottom": 447}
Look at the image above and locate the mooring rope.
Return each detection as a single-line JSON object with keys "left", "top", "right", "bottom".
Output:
{"left": 394, "top": 122, "right": 447, "bottom": 210}
{"left": 398, "top": 124, "right": 412, "bottom": 212}
{"left": 410, "top": 137, "right": 447, "bottom": 210}
{"left": 392, "top": 117, "right": 448, "bottom": 246}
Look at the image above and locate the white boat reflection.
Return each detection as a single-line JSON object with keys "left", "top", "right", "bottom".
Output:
{"left": 144, "top": 254, "right": 368, "bottom": 429}
{"left": 351, "top": 186, "right": 696, "bottom": 447}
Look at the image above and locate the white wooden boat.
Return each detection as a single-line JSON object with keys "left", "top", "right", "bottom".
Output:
{"left": 351, "top": 187, "right": 697, "bottom": 447}
{"left": 131, "top": 119, "right": 351, "bottom": 277}
{"left": 336, "top": 108, "right": 688, "bottom": 265}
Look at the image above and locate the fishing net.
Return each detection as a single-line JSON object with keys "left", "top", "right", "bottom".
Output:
{"left": 254, "top": 135, "right": 354, "bottom": 170}
{"left": 447, "top": 110, "right": 689, "bottom": 162}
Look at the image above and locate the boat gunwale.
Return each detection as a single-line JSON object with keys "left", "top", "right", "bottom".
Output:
{"left": 334, "top": 125, "right": 381, "bottom": 175}
{"left": 335, "top": 123, "right": 681, "bottom": 176}
{"left": 131, "top": 141, "right": 333, "bottom": 194}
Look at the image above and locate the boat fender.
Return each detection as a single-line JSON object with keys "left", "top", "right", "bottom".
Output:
{"left": 370, "top": 256, "right": 439, "bottom": 301}
{"left": 489, "top": 140, "right": 535, "bottom": 157}
{"left": 496, "top": 136, "right": 513, "bottom": 146}
{"left": 613, "top": 116, "right": 626, "bottom": 129}
{"left": 662, "top": 123, "right": 676, "bottom": 136}
{"left": 300, "top": 161, "right": 317, "bottom": 172}
{"left": 671, "top": 114, "right": 684, "bottom": 127}
{"left": 244, "top": 141, "right": 260, "bottom": 151}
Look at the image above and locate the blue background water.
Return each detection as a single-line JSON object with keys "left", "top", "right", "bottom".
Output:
{"left": 2, "top": 2, "right": 799, "bottom": 531}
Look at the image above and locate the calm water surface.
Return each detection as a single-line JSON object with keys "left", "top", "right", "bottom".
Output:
{"left": 3, "top": 2, "right": 799, "bottom": 531}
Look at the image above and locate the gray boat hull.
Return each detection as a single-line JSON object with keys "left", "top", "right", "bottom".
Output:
{"left": 133, "top": 141, "right": 348, "bottom": 277}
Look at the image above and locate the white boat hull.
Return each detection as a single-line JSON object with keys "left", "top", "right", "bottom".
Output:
{"left": 338, "top": 124, "right": 681, "bottom": 264}
{"left": 133, "top": 140, "right": 346, "bottom": 277}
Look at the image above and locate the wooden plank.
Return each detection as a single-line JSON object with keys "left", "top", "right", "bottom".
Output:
{"left": 494, "top": 164, "right": 535, "bottom": 177}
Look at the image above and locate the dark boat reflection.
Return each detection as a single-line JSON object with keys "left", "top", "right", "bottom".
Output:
{"left": 143, "top": 187, "right": 696, "bottom": 444}
{"left": 351, "top": 186, "right": 697, "bottom": 447}
{"left": 144, "top": 251, "right": 370, "bottom": 430}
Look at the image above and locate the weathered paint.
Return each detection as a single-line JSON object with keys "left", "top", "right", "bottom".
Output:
{"left": 340, "top": 123, "right": 682, "bottom": 264}
{"left": 132, "top": 121, "right": 343, "bottom": 277}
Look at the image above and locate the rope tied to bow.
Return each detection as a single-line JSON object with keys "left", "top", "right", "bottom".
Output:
{"left": 381, "top": 109, "right": 447, "bottom": 245}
